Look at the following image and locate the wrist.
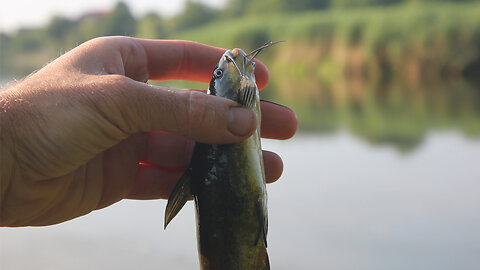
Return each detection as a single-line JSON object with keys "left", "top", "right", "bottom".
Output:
{"left": 0, "top": 91, "right": 19, "bottom": 226}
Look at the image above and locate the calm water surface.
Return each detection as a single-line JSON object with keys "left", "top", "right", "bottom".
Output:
{"left": 1, "top": 132, "right": 479, "bottom": 270}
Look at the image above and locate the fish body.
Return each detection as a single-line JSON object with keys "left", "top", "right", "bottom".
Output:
{"left": 165, "top": 46, "right": 271, "bottom": 269}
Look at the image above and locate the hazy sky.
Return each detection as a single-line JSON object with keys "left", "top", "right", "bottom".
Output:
{"left": 0, "top": 0, "right": 226, "bottom": 33}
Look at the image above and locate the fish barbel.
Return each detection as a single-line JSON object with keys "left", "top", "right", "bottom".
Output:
{"left": 164, "top": 42, "right": 278, "bottom": 269}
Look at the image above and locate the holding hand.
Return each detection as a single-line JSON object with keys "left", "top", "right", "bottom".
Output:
{"left": 0, "top": 37, "right": 297, "bottom": 226}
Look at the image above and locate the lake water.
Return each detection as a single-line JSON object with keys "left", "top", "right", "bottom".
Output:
{"left": 1, "top": 132, "right": 479, "bottom": 270}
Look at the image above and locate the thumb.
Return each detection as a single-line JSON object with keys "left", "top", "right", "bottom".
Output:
{"left": 94, "top": 75, "right": 257, "bottom": 144}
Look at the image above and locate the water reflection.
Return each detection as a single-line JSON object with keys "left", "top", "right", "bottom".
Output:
{"left": 159, "top": 76, "right": 480, "bottom": 152}
{"left": 3, "top": 70, "right": 480, "bottom": 153}
{"left": 265, "top": 133, "right": 480, "bottom": 269}
{"left": 1, "top": 133, "right": 479, "bottom": 269}
{"left": 270, "top": 77, "right": 480, "bottom": 151}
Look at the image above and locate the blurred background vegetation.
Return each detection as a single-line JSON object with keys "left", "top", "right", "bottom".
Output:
{"left": 1, "top": 0, "right": 480, "bottom": 151}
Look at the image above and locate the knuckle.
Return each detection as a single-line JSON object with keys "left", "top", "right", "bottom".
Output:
{"left": 184, "top": 91, "right": 219, "bottom": 137}
{"left": 83, "top": 37, "right": 111, "bottom": 50}
{"left": 86, "top": 36, "right": 124, "bottom": 47}
{"left": 103, "top": 74, "right": 130, "bottom": 87}
{"left": 93, "top": 75, "right": 133, "bottom": 102}
{"left": 98, "top": 74, "right": 133, "bottom": 97}
{"left": 84, "top": 74, "right": 138, "bottom": 131}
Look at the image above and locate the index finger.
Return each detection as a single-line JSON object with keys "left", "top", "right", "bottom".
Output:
{"left": 135, "top": 39, "right": 270, "bottom": 90}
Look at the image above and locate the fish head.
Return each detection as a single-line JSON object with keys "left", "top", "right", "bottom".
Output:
{"left": 208, "top": 48, "right": 257, "bottom": 107}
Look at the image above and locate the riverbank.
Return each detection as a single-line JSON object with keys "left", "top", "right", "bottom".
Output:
{"left": 176, "top": 2, "right": 480, "bottom": 86}
{"left": 2, "top": 2, "right": 480, "bottom": 83}
{"left": 2, "top": 2, "right": 480, "bottom": 149}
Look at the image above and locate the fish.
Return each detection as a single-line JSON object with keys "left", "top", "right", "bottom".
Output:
{"left": 164, "top": 42, "right": 279, "bottom": 270}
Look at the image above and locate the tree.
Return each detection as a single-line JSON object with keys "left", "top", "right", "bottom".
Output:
{"left": 223, "top": 0, "right": 250, "bottom": 17}
{"left": 47, "top": 16, "right": 74, "bottom": 40}
{"left": 331, "top": 0, "right": 405, "bottom": 7}
{"left": 224, "top": 0, "right": 329, "bottom": 16}
{"left": 102, "top": 2, "right": 137, "bottom": 36}
{"left": 0, "top": 33, "right": 12, "bottom": 77}
{"left": 136, "top": 13, "right": 167, "bottom": 39}
{"left": 173, "top": 0, "right": 219, "bottom": 31}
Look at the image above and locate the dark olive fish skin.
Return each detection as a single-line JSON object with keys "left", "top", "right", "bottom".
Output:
{"left": 165, "top": 47, "right": 271, "bottom": 270}
{"left": 193, "top": 138, "right": 268, "bottom": 269}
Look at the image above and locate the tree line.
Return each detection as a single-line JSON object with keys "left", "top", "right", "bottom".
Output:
{"left": 1, "top": 0, "right": 479, "bottom": 77}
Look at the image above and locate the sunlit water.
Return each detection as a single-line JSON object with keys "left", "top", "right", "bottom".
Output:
{"left": 1, "top": 132, "right": 479, "bottom": 270}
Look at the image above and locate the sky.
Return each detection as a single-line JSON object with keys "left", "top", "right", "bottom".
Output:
{"left": 0, "top": 0, "right": 226, "bottom": 33}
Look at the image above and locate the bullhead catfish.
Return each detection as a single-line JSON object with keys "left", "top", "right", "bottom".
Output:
{"left": 164, "top": 42, "right": 278, "bottom": 270}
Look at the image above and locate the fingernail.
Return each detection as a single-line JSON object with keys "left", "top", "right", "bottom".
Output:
{"left": 228, "top": 107, "right": 255, "bottom": 137}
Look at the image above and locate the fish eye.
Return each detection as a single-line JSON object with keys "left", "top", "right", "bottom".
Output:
{"left": 214, "top": 69, "right": 223, "bottom": 78}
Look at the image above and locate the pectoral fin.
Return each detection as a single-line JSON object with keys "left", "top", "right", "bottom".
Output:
{"left": 254, "top": 200, "right": 268, "bottom": 248}
{"left": 164, "top": 167, "right": 193, "bottom": 229}
{"left": 239, "top": 77, "right": 257, "bottom": 107}
{"left": 263, "top": 251, "right": 270, "bottom": 270}
{"left": 257, "top": 245, "right": 270, "bottom": 270}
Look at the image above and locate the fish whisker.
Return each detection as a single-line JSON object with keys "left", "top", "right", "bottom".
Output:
{"left": 225, "top": 54, "right": 243, "bottom": 76}
{"left": 247, "top": 41, "right": 284, "bottom": 62}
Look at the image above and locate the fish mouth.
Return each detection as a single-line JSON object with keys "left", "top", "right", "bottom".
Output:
{"left": 231, "top": 48, "right": 244, "bottom": 58}
{"left": 224, "top": 49, "right": 246, "bottom": 77}
{"left": 225, "top": 41, "right": 281, "bottom": 77}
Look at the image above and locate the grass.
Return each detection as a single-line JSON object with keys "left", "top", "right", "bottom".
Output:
{"left": 169, "top": 2, "right": 480, "bottom": 150}
{"left": 3, "top": 2, "right": 480, "bottom": 150}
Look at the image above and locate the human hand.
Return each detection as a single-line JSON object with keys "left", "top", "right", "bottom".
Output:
{"left": 0, "top": 37, "right": 297, "bottom": 226}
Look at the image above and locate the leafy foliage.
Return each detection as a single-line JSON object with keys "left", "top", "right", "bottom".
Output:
{"left": 173, "top": 0, "right": 219, "bottom": 31}
{"left": 102, "top": 2, "right": 137, "bottom": 36}
{"left": 2, "top": 0, "right": 480, "bottom": 150}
